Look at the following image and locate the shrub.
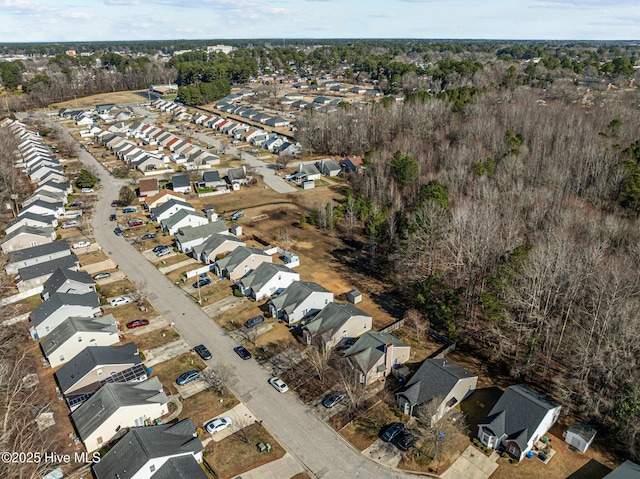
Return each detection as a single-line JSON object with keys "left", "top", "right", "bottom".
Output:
{"left": 233, "top": 289, "right": 243, "bottom": 297}
{"left": 501, "top": 452, "right": 509, "bottom": 459}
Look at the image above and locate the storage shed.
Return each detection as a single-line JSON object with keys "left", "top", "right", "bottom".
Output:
{"left": 346, "top": 289, "right": 362, "bottom": 304}
{"left": 564, "top": 422, "right": 597, "bottom": 453}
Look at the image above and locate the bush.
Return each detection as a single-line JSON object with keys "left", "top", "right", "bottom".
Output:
{"left": 501, "top": 452, "right": 509, "bottom": 459}
{"left": 473, "top": 438, "right": 481, "bottom": 446}
{"left": 233, "top": 289, "right": 243, "bottom": 297}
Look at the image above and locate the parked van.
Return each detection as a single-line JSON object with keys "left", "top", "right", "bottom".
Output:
{"left": 123, "top": 206, "right": 137, "bottom": 214}
{"left": 244, "top": 315, "right": 265, "bottom": 329}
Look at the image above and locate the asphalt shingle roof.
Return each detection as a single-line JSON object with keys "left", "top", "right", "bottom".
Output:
{"left": 304, "top": 302, "right": 370, "bottom": 341}
{"left": 18, "top": 254, "right": 78, "bottom": 281}
{"left": 344, "top": 331, "right": 408, "bottom": 376}
{"left": 7, "top": 240, "right": 69, "bottom": 263}
{"left": 41, "top": 267, "right": 93, "bottom": 298}
{"left": 216, "top": 246, "right": 268, "bottom": 274}
{"left": 238, "top": 262, "right": 296, "bottom": 294}
{"left": 30, "top": 291, "right": 100, "bottom": 327}
{"left": 40, "top": 315, "right": 118, "bottom": 357}
{"left": 269, "top": 281, "right": 332, "bottom": 316}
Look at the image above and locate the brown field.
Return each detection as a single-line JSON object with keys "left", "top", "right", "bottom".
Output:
{"left": 129, "top": 327, "right": 179, "bottom": 350}
{"left": 179, "top": 388, "right": 239, "bottom": 428}
{"left": 149, "top": 352, "right": 207, "bottom": 396}
{"left": 50, "top": 90, "right": 150, "bottom": 109}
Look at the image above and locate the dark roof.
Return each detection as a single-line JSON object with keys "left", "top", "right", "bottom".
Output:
{"left": 478, "top": 384, "right": 560, "bottom": 453}
{"left": 202, "top": 170, "right": 222, "bottom": 183}
{"left": 41, "top": 315, "right": 118, "bottom": 357}
{"left": 171, "top": 173, "right": 191, "bottom": 188}
{"left": 92, "top": 419, "right": 204, "bottom": 479}
{"left": 55, "top": 342, "right": 141, "bottom": 392}
{"left": 227, "top": 167, "right": 247, "bottom": 181}
{"left": 397, "top": 358, "right": 477, "bottom": 408}
{"left": 344, "top": 332, "right": 408, "bottom": 375}
{"left": 603, "top": 461, "right": 640, "bottom": 479}
{"left": 567, "top": 421, "right": 597, "bottom": 443}
{"left": 37, "top": 180, "right": 70, "bottom": 192}
{"left": 20, "top": 199, "right": 63, "bottom": 212}
{"left": 42, "top": 267, "right": 93, "bottom": 297}
{"left": 18, "top": 254, "right": 78, "bottom": 281}
{"left": 150, "top": 198, "right": 194, "bottom": 217}
{"left": 6, "top": 212, "right": 55, "bottom": 230}
{"left": 8, "top": 240, "right": 69, "bottom": 263}
{"left": 304, "top": 302, "right": 370, "bottom": 341}
{"left": 2, "top": 225, "right": 54, "bottom": 245}
{"left": 269, "top": 281, "right": 332, "bottom": 316}
{"left": 30, "top": 291, "right": 100, "bottom": 327}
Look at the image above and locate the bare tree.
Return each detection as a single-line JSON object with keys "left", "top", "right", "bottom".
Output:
{"left": 276, "top": 154, "right": 294, "bottom": 170}
{"left": 276, "top": 229, "right": 291, "bottom": 250}
{"left": 405, "top": 309, "right": 429, "bottom": 344}
{"left": 200, "top": 364, "right": 236, "bottom": 397}
{"left": 119, "top": 185, "right": 136, "bottom": 206}
{"left": 304, "top": 340, "right": 331, "bottom": 384}
{"left": 414, "top": 399, "right": 469, "bottom": 464}
{"left": 129, "top": 279, "right": 148, "bottom": 303}
{"left": 337, "top": 358, "right": 368, "bottom": 411}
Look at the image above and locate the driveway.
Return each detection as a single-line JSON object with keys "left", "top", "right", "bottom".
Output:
{"left": 74, "top": 126, "right": 416, "bottom": 479}
{"left": 363, "top": 440, "right": 404, "bottom": 469}
{"left": 440, "top": 445, "right": 499, "bottom": 479}
{"left": 143, "top": 338, "right": 193, "bottom": 367}
{"left": 175, "top": 375, "right": 210, "bottom": 399}
{"left": 204, "top": 403, "right": 257, "bottom": 442}
{"left": 201, "top": 295, "right": 245, "bottom": 318}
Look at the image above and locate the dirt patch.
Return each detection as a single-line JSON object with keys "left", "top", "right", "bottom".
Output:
{"left": 180, "top": 388, "right": 239, "bottom": 430}
{"left": 128, "top": 327, "right": 179, "bottom": 351}
{"left": 50, "top": 90, "right": 150, "bottom": 109}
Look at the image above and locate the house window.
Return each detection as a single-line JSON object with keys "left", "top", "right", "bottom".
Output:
{"left": 325, "top": 299, "right": 328, "bottom": 305}
{"left": 78, "top": 336, "right": 83, "bottom": 342}
{"left": 97, "top": 369, "right": 103, "bottom": 376}
{"left": 59, "top": 355, "right": 64, "bottom": 362}
{"left": 45, "top": 326, "right": 50, "bottom": 333}
{"left": 508, "top": 444, "right": 519, "bottom": 456}
{"left": 90, "top": 339, "right": 97, "bottom": 346}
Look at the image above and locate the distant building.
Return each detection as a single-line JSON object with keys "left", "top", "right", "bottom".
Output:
{"left": 207, "top": 45, "right": 234, "bottom": 55}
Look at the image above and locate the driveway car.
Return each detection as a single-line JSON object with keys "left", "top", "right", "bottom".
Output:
{"left": 322, "top": 392, "right": 345, "bottom": 408}
{"left": 381, "top": 422, "right": 405, "bottom": 442}
{"left": 114, "top": 227, "right": 123, "bottom": 236}
{"left": 81, "top": 188, "right": 94, "bottom": 193}
{"left": 92, "top": 272, "right": 111, "bottom": 280}
{"left": 126, "top": 319, "right": 149, "bottom": 329}
{"left": 153, "top": 245, "right": 169, "bottom": 253}
{"left": 393, "top": 431, "right": 415, "bottom": 451}
{"left": 250, "top": 148, "right": 259, "bottom": 153}
{"left": 192, "top": 278, "right": 211, "bottom": 289}
{"left": 69, "top": 201, "right": 83, "bottom": 207}
{"left": 128, "top": 219, "right": 144, "bottom": 227}
{"left": 194, "top": 344, "right": 212, "bottom": 360}
{"left": 109, "top": 296, "right": 132, "bottom": 307}
{"left": 244, "top": 315, "right": 264, "bottom": 329}
{"left": 109, "top": 214, "right": 117, "bottom": 221}
{"left": 176, "top": 370, "right": 199, "bottom": 386}
{"left": 230, "top": 210, "right": 244, "bottom": 220}
{"left": 205, "top": 417, "right": 232, "bottom": 434}
{"left": 268, "top": 377, "right": 289, "bottom": 393}
{"left": 156, "top": 248, "right": 171, "bottom": 257}
{"left": 233, "top": 345, "right": 252, "bottom": 360}
{"left": 111, "top": 200, "right": 119, "bottom": 207}
{"left": 141, "top": 233, "right": 157, "bottom": 240}
{"left": 61, "top": 220, "right": 77, "bottom": 229}
{"left": 72, "top": 241, "right": 91, "bottom": 249}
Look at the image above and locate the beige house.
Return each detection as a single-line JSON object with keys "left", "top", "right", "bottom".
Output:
{"left": 71, "top": 377, "right": 168, "bottom": 452}
{"left": 303, "top": 302, "right": 372, "bottom": 350}
{"left": 41, "top": 315, "right": 119, "bottom": 368}
{"left": 1, "top": 225, "right": 55, "bottom": 254}
{"left": 344, "top": 332, "right": 410, "bottom": 386}
{"left": 213, "top": 246, "right": 272, "bottom": 280}
{"left": 144, "top": 190, "right": 187, "bottom": 209}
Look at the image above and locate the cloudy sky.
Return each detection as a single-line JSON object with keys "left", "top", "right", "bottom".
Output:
{"left": 0, "top": 0, "right": 637, "bottom": 42}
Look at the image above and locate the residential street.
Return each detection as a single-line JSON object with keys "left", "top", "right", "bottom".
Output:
{"left": 71, "top": 143, "right": 415, "bottom": 478}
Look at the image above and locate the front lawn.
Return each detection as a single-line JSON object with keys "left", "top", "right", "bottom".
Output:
{"left": 180, "top": 388, "right": 239, "bottom": 428}
{"left": 149, "top": 352, "right": 207, "bottom": 396}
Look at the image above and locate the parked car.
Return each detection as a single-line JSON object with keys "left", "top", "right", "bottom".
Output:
{"left": 69, "top": 201, "right": 83, "bottom": 207}
{"left": 194, "top": 344, "right": 212, "bottom": 360}
{"left": 109, "top": 296, "right": 132, "bottom": 307}
{"left": 114, "top": 227, "right": 123, "bottom": 236}
{"left": 72, "top": 241, "right": 91, "bottom": 249}
{"left": 92, "top": 272, "right": 111, "bottom": 280}
{"left": 381, "top": 422, "right": 405, "bottom": 442}
{"left": 322, "top": 392, "right": 345, "bottom": 408}
{"left": 141, "top": 233, "right": 156, "bottom": 240}
{"left": 393, "top": 431, "right": 415, "bottom": 451}
{"left": 81, "top": 188, "right": 94, "bottom": 193}
{"left": 230, "top": 210, "right": 244, "bottom": 220}
{"left": 128, "top": 219, "right": 144, "bottom": 227}
{"left": 111, "top": 200, "right": 119, "bottom": 207}
{"left": 205, "top": 417, "right": 232, "bottom": 434}
{"left": 176, "top": 370, "right": 199, "bottom": 386}
{"left": 126, "top": 319, "right": 149, "bottom": 329}
{"left": 123, "top": 206, "right": 137, "bottom": 214}
{"left": 206, "top": 145, "right": 215, "bottom": 150}
{"left": 109, "top": 214, "right": 117, "bottom": 221}
{"left": 268, "top": 377, "right": 289, "bottom": 393}
{"left": 250, "top": 148, "right": 259, "bottom": 153}
{"left": 153, "top": 245, "right": 169, "bottom": 253}
{"left": 156, "top": 248, "right": 171, "bottom": 257}
{"left": 61, "top": 220, "right": 77, "bottom": 229}
{"left": 244, "top": 315, "right": 265, "bottom": 329}
{"left": 233, "top": 345, "right": 252, "bottom": 360}
{"left": 192, "top": 278, "right": 212, "bottom": 289}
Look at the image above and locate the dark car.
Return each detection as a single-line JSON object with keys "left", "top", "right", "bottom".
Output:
{"left": 393, "top": 431, "right": 415, "bottom": 451}
{"left": 114, "top": 227, "right": 123, "bottom": 236}
{"left": 233, "top": 345, "right": 252, "bottom": 360}
{"left": 381, "top": 422, "right": 405, "bottom": 442}
{"left": 322, "top": 391, "right": 345, "bottom": 408}
{"left": 244, "top": 315, "right": 265, "bottom": 329}
{"left": 142, "top": 233, "right": 157, "bottom": 240}
{"left": 176, "top": 370, "right": 199, "bottom": 386}
{"left": 194, "top": 344, "right": 212, "bottom": 360}
{"left": 111, "top": 200, "right": 119, "bottom": 207}
{"left": 109, "top": 214, "right": 117, "bottom": 221}
{"left": 192, "top": 278, "right": 212, "bottom": 289}
{"left": 153, "top": 245, "right": 169, "bottom": 253}
{"left": 126, "top": 319, "right": 150, "bottom": 329}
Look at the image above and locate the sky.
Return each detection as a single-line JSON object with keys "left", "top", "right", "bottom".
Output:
{"left": 0, "top": 0, "right": 638, "bottom": 43}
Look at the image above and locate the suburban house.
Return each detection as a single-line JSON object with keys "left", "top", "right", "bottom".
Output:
{"left": 56, "top": 342, "right": 146, "bottom": 408}
{"left": 36, "top": 180, "right": 72, "bottom": 197}
{"left": 23, "top": 190, "right": 66, "bottom": 206}
{"left": 340, "top": 155, "right": 363, "bottom": 173}
{"left": 30, "top": 291, "right": 101, "bottom": 339}
{"left": 145, "top": 190, "right": 187, "bottom": 209}
{"left": 602, "top": 461, "right": 640, "bottom": 479}
{"left": 171, "top": 173, "right": 191, "bottom": 194}
{"left": 396, "top": 358, "right": 478, "bottom": 421}
{"left": 161, "top": 209, "right": 209, "bottom": 236}
{"left": 151, "top": 198, "right": 195, "bottom": 223}
{"left": 200, "top": 170, "right": 227, "bottom": 189}
{"left": 344, "top": 332, "right": 410, "bottom": 386}
{"left": 226, "top": 166, "right": 249, "bottom": 186}
{"left": 237, "top": 262, "right": 300, "bottom": 301}
{"left": 1, "top": 225, "right": 55, "bottom": 254}
{"left": 37, "top": 170, "right": 68, "bottom": 185}
{"left": 194, "top": 233, "right": 245, "bottom": 264}
{"left": 138, "top": 178, "right": 159, "bottom": 197}
{"left": 71, "top": 377, "right": 168, "bottom": 452}
{"left": 302, "top": 302, "right": 372, "bottom": 350}
{"left": 16, "top": 254, "right": 79, "bottom": 293}
{"left": 174, "top": 221, "right": 229, "bottom": 254}
{"left": 92, "top": 418, "right": 206, "bottom": 479}
{"left": 19, "top": 199, "right": 64, "bottom": 218}
{"left": 41, "top": 267, "right": 94, "bottom": 300}
{"left": 5, "top": 240, "right": 70, "bottom": 275}
{"left": 5, "top": 212, "right": 58, "bottom": 236}
{"left": 40, "top": 315, "right": 120, "bottom": 368}
{"left": 294, "top": 163, "right": 321, "bottom": 182}
{"left": 213, "top": 246, "right": 272, "bottom": 280}
{"left": 268, "top": 281, "right": 334, "bottom": 324}
{"left": 316, "top": 158, "right": 342, "bottom": 177}
{"left": 477, "top": 384, "right": 562, "bottom": 461}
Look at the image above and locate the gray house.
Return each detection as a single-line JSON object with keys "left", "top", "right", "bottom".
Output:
{"left": 213, "top": 246, "right": 272, "bottom": 280}
{"left": 268, "top": 281, "right": 334, "bottom": 324}
{"left": 303, "top": 302, "right": 372, "bottom": 350}
{"left": 171, "top": 173, "right": 191, "bottom": 194}
{"left": 16, "top": 254, "right": 79, "bottom": 294}
{"left": 5, "top": 240, "right": 70, "bottom": 275}
{"left": 344, "top": 332, "right": 410, "bottom": 386}
{"left": 175, "top": 221, "right": 229, "bottom": 254}
{"left": 41, "top": 267, "right": 94, "bottom": 300}
{"left": 30, "top": 291, "right": 101, "bottom": 339}
{"left": 40, "top": 315, "right": 120, "bottom": 368}
{"left": 92, "top": 419, "right": 206, "bottom": 479}
{"left": 201, "top": 170, "right": 226, "bottom": 189}
{"left": 237, "top": 262, "right": 300, "bottom": 301}
{"left": 193, "top": 233, "right": 245, "bottom": 264}
{"left": 317, "top": 158, "right": 342, "bottom": 177}
{"left": 396, "top": 358, "right": 478, "bottom": 421}
{"left": 226, "top": 166, "right": 249, "bottom": 186}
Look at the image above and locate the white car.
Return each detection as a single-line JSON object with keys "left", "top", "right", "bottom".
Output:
{"left": 205, "top": 417, "right": 232, "bottom": 434}
{"left": 61, "top": 220, "right": 77, "bottom": 229}
{"left": 109, "top": 296, "right": 132, "bottom": 307}
{"left": 268, "top": 377, "right": 289, "bottom": 393}
{"left": 72, "top": 241, "right": 91, "bottom": 249}
{"left": 81, "top": 188, "right": 95, "bottom": 193}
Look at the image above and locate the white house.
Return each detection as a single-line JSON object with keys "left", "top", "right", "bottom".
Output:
{"left": 29, "top": 291, "right": 101, "bottom": 339}
{"left": 237, "top": 262, "right": 300, "bottom": 301}
{"left": 151, "top": 199, "right": 195, "bottom": 223}
{"left": 268, "top": 281, "right": 334, "bottom": 324}
{"left": 160, "top": 209, "right": 209, "bottom": 236}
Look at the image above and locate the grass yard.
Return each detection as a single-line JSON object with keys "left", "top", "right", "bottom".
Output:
{"left": 153, "top": 252, "right": 191, "bottom": 268}
{"left": 180, "top": 388, "right": 239, "bottom": 429}
{"left": 50, "top": 89, "right": 150, "bottom": 109}
{"left": 127, "top": 327, "right": 179, "bottom": 350}
{"left": 15, "top": 294, "right": 43, "bottom": 312}
{"left": 149, "top": 352, "right": 207, "bottom": 396}
{"left": 98, "top": 278, "right": 136, "bottom": 298}
{"left": 339, "top": 400, "right": 404, "bottom": 451}
{"left": 203, "top": 423, "right": 285, "bottom": 479}
{"left": 77, "top": 249, "right": 109, "bottom": 265}
{"left": 212, "top": 299, "right": 262, "bottom": 331}
{"left": 167, "top": 265, "right": 201, "bottom": 284}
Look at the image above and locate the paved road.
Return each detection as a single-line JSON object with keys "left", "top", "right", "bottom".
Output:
{"left": 64, "top": 129, "right": 415, "bottom": 479}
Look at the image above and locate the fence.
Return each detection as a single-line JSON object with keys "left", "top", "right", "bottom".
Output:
{"left": 429, "top": 330, "right": 456, "bottom": 358}
{"left": 185, "top": 264, "right": 215, "bottom": 279}
{"left": 379, "top": 317, "right": 406, "bottom": 334}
